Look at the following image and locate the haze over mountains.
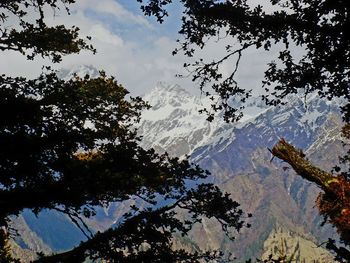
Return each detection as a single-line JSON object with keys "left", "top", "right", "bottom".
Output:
{"left": 11, "top": 67, "right": 345, "bottom": 262}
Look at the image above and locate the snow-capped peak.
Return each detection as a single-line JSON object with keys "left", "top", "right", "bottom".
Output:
{"left": 143, "top": 82, "right": 195, "bottom": 111}
{"left": 141, "top": 82, "right": 213, "bottom": 121}
{"left": 58, "top": 64, "right": 100, "bottom": 80}
{"left": 138, "top": 83, "right": 341, "bottom": 158}
{"left": 139, "top": 82, "right": 228, "bottom": 157}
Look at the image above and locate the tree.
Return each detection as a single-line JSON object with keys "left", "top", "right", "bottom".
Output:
{"left": 138, "top": 0, "right": 349, "bottom": 121}
{"left": 0, "top": 1, "right": 250, "bottom": 262}
{"left": 137, "top": 0, "right": 350, "bottom": 261}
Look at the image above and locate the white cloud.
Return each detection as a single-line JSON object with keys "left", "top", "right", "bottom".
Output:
{"left": 89, "top": 24, "right": 124, "bottom": 46}
{"left": 0, "top": 1, "right": 192, "bottom": 96}
{"left": 0, "top": 0, "right": 287, "bottom": 98}
{"left": 76, "top": 0, "right": 152, "bottom": 28}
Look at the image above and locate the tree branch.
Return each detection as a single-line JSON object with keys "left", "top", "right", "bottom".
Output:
{"left": 270, "top": 138, "right": 336, "bottom": 195}
{"left": 271, "top": 138, "right": 350, "bottom": 248}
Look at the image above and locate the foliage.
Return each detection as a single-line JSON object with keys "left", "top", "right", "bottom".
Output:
{"left": 0, "top": 0, "right": 95, "bottom": 62}
{"left": 139, "top": 0, "right": 350, "bottom": 260}
{"left": 0, "top": 1, "right": 249, "bottom": 262}
{"left": 138, "top": 0, "right": 350, "bottom": 122}
{"left": 316, "top": 176, "right": 350, "bottom": 245}
{"left": 35, "top": 184, "right": 245, "bottom": 263}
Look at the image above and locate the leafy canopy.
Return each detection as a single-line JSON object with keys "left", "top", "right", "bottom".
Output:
{"left": 138, "top": 0, "right": 350, "bottom": 261}
{"left": 0, "top": 1, "right": 249, "bottom": 262}
{"left": 139, "top": 0, "right": 350, "bottom": 122}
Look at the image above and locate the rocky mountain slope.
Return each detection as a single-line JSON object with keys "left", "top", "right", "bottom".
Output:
{"left": 261, "top": 228, "right": 334, "bottom": 262}
{"left": 138, "top": 83, "right": 343, "bottom": 260}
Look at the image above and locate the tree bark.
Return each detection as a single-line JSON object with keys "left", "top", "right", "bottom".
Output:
{"left": 271, "top": 138, "right": 337, "bottom": 196}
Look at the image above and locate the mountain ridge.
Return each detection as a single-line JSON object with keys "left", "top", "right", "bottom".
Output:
{"left": 138, "top": 82, "right": 342, "bottom": 260}
{"left": 10, "top": 68, "right": 344, "bottom": 261}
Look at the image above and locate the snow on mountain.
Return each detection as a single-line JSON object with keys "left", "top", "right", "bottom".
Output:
{"left": 53, "top": 68, "right": 342, "bottom": 164}
{"left": 57, "top": 64, "right": 100, "bottom": 80}
{"left": 138, "top": 82, "right": 339, "bottom": 159}
{"left": 137, "top": 83, "right": 343, "bottom": 261}
{"left": 138, "top": 82, "right": 275, "bottom": 157}
{"left": 138, "top": 82, "right": 230, "bottom": 157}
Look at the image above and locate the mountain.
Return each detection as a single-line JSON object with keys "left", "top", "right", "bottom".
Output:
{"left": 138, "top": 82, "right": 229, "bottom": 157}
{"left": 57, "top": 64, "right": 100, "bottom": 80}
{"left": 138, "top": 82, "right": 340, "bottom": 161}
{"left": 261, "top": 227, "right": 334, "bottom": 262}
{"left": 138, "top": 83, "right": 343, "bottom": 260}
{"left": 10, "top": 70, "right": 345, "bottom": 261}
{"left": 138, "top": 81, "right": 269, "bottom": 157}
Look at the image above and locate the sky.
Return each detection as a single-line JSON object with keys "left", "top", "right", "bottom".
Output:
{"left": 0, "top": 0, "right": 283, "bottom": 97}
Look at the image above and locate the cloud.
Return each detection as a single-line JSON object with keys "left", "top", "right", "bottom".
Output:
{"left": 0, "top": 0, "right": 286, "bottom": 98}
{"left": 77, "top": 0, "right": 152, "bottom": 28}
{"left": 0, "top": 1, "right": 193, "bottom": 96}
{"left": 89, "top": 24, "right": 124, "bottom": 46}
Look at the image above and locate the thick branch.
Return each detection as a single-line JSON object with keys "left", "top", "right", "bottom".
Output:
{"left": 271, "top": 138, "right": 335, "bottom": 195}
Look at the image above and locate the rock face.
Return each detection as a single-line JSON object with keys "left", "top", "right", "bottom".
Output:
{"left": 138, "top": 82, "right": 230, "bottom": 157}
{"left": 261, "top": 228, "right": 334, "bottom": 262}
{"left": 9, "top": 216, "right": 52, "bottom": 263}
{"left": 11, "top": 70, "right": 345, "bottom": 261}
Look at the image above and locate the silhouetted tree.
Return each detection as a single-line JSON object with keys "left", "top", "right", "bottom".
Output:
{"left": 0, "top": 1, "right": 249, "bottom": 262}
{"left": 138, "top": 0, "right": 350, "bottom": 261}
{"left": 139, "top": 0, "right": 349, "bottom": 121}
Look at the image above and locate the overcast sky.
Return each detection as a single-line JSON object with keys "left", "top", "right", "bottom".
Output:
{"left": 0, "top": 0, "right": 282, "bottom": 97}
